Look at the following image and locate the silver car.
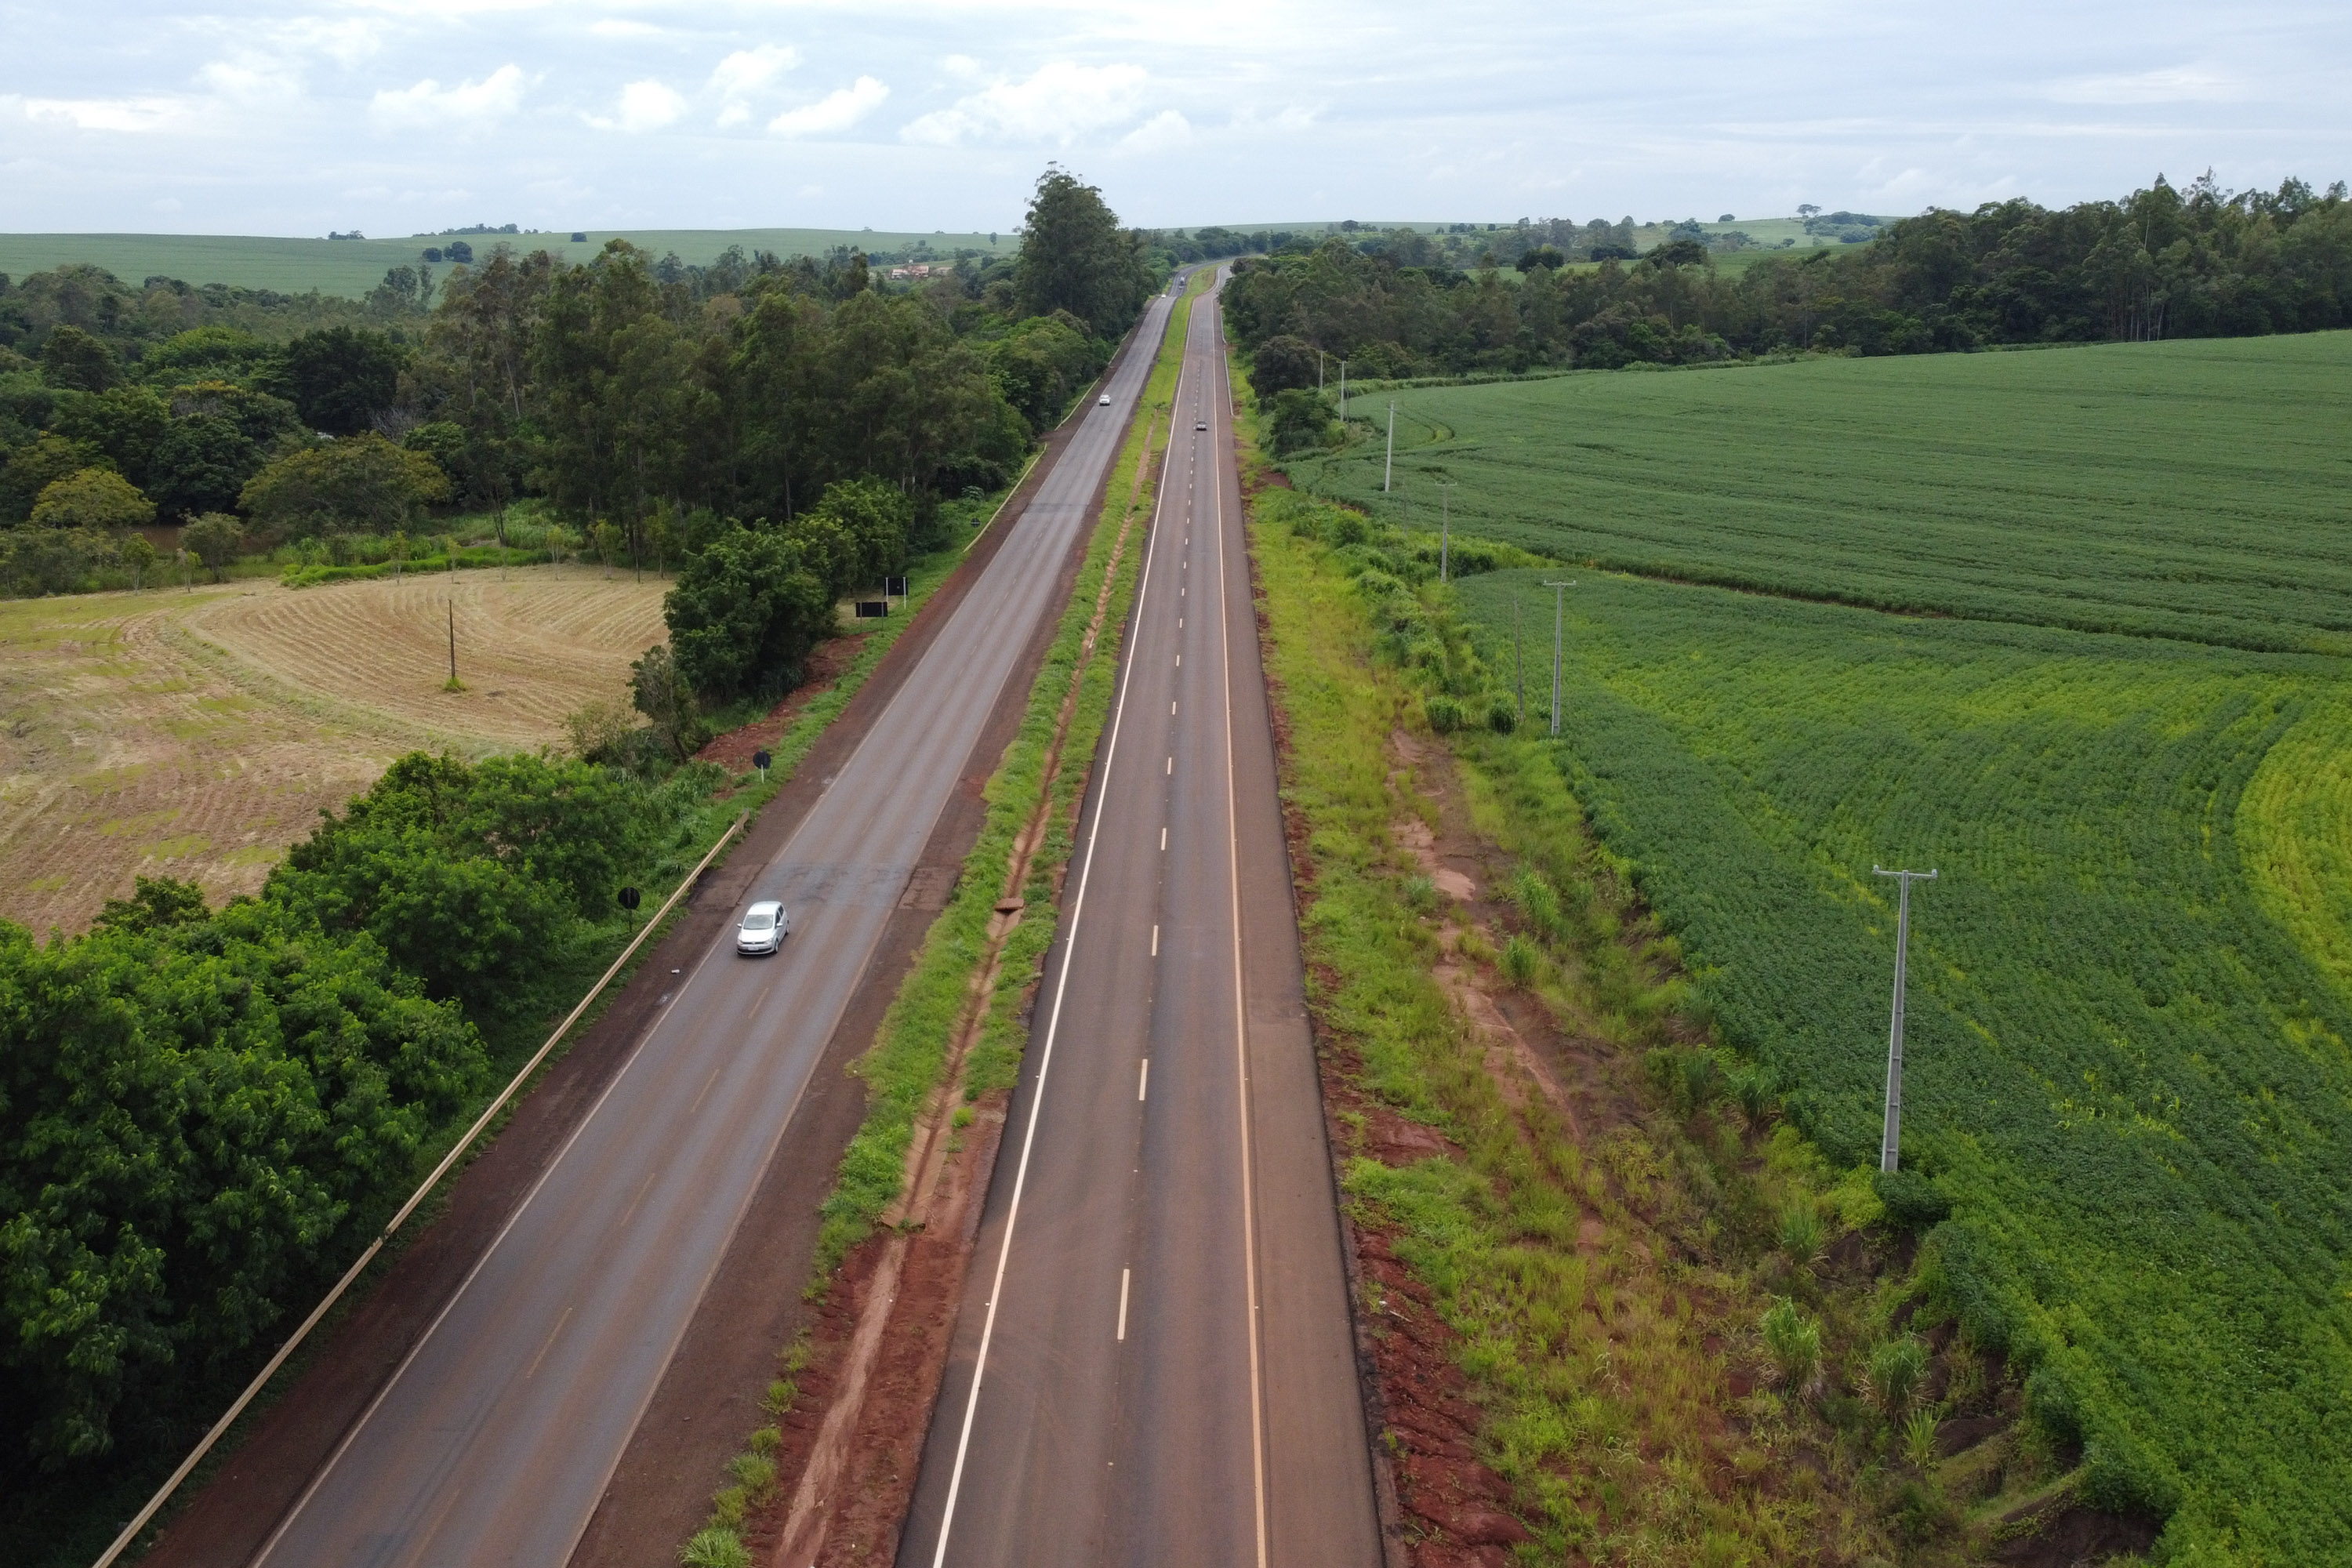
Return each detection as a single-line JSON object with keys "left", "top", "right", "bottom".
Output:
{"left": 736, "top": 899, "right": 789, "bottom": 956}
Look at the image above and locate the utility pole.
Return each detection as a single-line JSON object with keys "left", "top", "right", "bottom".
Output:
{"left": 1338, "top": 361, "right": 1346, "bottom": 421}
{"left": 1317, "top": 350, "right": 1324, "bottom": 396}
{"left": 1542, "top": 579, "right": 1573, "bottom": 735}
{"left": 1384, "top": 403, "right": 1396, "bottom": 492}
{"left": 1514, "top": 590, "right": 1524, "bottom": 724}
{"left": 1871, "top": 866, "right": 1938, "bottom": 1174}
{"left": 445, "top": 600, "right": 462, "bottom": 691}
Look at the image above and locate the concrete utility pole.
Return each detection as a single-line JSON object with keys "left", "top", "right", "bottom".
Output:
{"left": 1542, "top": 579, "right": 1573, "bottom": 735}
{"left": 1871, "top": 866, "right": 1938, "bottom": 1174}
{"left": 1384, "top": 403, "right": 1396, "bottom": 492}
{"left": 1338, "top": 361, "right": 1346, "bottom": 421}
{"left": 1317, "top": 350, "right": 1324, "bottom": 395}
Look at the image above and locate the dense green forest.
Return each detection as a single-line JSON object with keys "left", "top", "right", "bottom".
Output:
{"left": 1228, "top": 172, "right": 2352, "bottom": 379}
{"left": 0, "top": 170, "right": 1160, "bottom": 604}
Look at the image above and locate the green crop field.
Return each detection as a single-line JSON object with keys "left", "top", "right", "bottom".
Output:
{"left": 1300, "top": 332, "right": 2352, "bottom": 653}
{"left": 1279, "top": 337, "right": 2352, "bottom": 1557}
{"left": 0, "top": 228, "right": 1014, "bottom": 298}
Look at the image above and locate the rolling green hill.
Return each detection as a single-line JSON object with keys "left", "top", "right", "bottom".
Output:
{"left": 0, "top": 228, "right": 1015, "bottom": 298}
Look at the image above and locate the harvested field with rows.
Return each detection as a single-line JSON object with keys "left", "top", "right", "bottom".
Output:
{"left": 0, "top": 565, "right": 668, "bottom": 937}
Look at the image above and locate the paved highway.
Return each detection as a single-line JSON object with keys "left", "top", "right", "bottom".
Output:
{"left": 898, "top": 275, "right": 1381, "bottom": 1566}
{"left": 242, "top": 285, "right": 1184, "bottom": 1568}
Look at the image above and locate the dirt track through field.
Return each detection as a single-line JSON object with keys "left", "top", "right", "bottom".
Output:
{"left": 0, "top": 567, "right": 668, "bottom": 937}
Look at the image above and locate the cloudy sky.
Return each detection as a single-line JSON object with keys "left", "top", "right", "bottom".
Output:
{"left": 2, "top": 0, "right": 2347, "bottom": 237}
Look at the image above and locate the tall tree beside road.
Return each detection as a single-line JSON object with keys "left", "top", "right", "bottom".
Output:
{"left": 1014, "top": 168, "right": 1156, "bottom": 337}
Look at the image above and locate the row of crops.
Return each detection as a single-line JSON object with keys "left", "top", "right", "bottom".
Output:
{"left": 1440, "top": 566, "right": 2352, "bottom": 1555}
{"left": 1301, "top": 332, "right": 2352, "bottom": 654}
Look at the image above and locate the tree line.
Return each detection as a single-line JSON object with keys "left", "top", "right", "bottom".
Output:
{"left": 0, "top": 169, "right": 1161, "bottom": 605}
{"left": 1229, "top": 171, "right": 2352, "bottom": 405}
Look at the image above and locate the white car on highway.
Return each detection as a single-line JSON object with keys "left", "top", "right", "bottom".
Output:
{"left": 1098, "top": 393, "right": 1111, "bottom": 405}
{"left": 736, "top": 900, "right": 789, "bottom": 956}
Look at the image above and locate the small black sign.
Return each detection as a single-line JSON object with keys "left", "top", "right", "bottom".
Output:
{"left": 886, "top": 575, "right": 909, "bottom": 597}
{"left": 618, "top": 886, "right": 642, "bottom": 911}
{"left": 752, "top": 749, "right": 772, "bottom": 771}
{"left": 855, "top": 601, "right": 889, "bottom": 618}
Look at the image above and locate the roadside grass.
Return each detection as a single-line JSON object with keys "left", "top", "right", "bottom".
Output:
{"left": 674, "top": 270, "right": 1209, "bottom": 1564}
{"left": 1236, "top": 371, "right": 2092, "bottom": 1562}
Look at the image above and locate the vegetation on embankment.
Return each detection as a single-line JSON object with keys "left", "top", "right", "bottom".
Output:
{"left": 673, "top": 267, "right": 1208, "bottom": 1568}
{"left": 1248, "top": 474, "right": 2171, "bottom": 1564}
{"left": 1246, "top": 321, "right": 2352, "bottom": 1555}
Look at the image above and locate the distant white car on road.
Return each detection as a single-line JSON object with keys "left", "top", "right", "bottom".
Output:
{"left": 1098, "top": 393, "right": 1112, "bottom": 405}
{"left": 737, "top": 900, "right": 789, "bottom": 956}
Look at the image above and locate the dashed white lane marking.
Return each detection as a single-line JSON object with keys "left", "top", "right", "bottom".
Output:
{"left": 1151, "top": 924, "right": 1159, "bottom": 956}
{"left": 1171, "top": 701, "right": 1178, "bottom": 715}
{"left": 1166, "top": 756, "right": 1172, "bottom": 775}
{"left": 1138, "top": 1058, "right": 1149, "bottom": 1101}
{"left": 1160, "top": 827, "right": 1167, "bottom": 851}
{"left": 1117, "top": 1269, "right": 1131, "bottom": 1341}
{"left": 688, "top": 1066, "right": 722, "bottom": 1116}
{"left": 525, "top": 1306, "right": 573, "bottom": 1381}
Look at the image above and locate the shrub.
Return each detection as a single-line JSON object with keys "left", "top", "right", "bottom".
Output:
{"left": 31, "top": 466, "right": 154, "bottom": 531}
{"left": 1874, "top": 1167, "right": 1953, "bottom": 1231}
{"left": 1487, "top": 696, "right": 1518, "bottom": 733}
{"left": 238, "top": 434, "right": 451, "bottom": 535}
{"left": 1500, "top": 934, "right": 1541, "bottom": 986}
{"left": 678, "top": 1527, "right": 751, "bottom": 1568}
{"left": 1903, "top": 1407, "right": 1940, "bottom": 1468}
{"left": 1869, "top": 1337, "right": 1929, "bottom": 1415}
{"left": 1761, "top": 1297, "right": 1821, "bottom": 1390}
{"left": 180, "top": 512, "right": 245, "bottom": 582}
{"left": 1424, "top": 694, "right": 1464, "bottom": 733}
{"left": 662, "top": 522, "right": 832, "bottom": 704}
{"left": 1778, "top": 1202, "right": 1825, "bottom": 1265}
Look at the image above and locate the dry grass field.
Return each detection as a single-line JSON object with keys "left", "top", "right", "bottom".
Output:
{"left": 0, "top": 566, "right": 668, "bottom": 937}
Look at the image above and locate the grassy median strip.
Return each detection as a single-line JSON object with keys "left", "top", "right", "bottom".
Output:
{"left": 677, "top": 273, "right": 1209, "bottom": 1568}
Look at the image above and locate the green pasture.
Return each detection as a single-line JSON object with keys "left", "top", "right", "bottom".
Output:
{"left": 0, "top": 228, "right": 1014, "bottom": 298}
{"left": 1283, "top": 335, "right": 2352, "bottom": 1554}
{"left": 1446, "top": 568, "right": 2352, "bottom": 1555}
{"left": 1301, "top": 331, "right": 2352, "bottom": 653}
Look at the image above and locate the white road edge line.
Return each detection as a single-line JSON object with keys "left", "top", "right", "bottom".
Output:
{"left": 926, "top": 301, "right": 1185, "bottom": 1568}
{"left": 1209, "top": 278, "right": 1272, "bottom": 1568}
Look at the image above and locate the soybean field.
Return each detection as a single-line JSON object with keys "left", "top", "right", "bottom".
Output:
{"left": 1300, "top": 332, "right": 2352, "bottom": 653}
{"left": 1285, "top": 338, "right": 2352, "bottom": 1558}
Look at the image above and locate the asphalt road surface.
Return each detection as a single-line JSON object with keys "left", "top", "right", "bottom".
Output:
{"left": 897, "top": 275, "right": 1381, "bottom": 1566}
{"left": 242, "top": 284, "right": 1184, "bottom": 1568}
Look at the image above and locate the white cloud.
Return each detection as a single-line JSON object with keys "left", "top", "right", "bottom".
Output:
{"left": 711, "top": 45, "right": 798, "bottom": 100}
{"left": 711, "top": 45, "right": 799, "bottom": 127}
{"left": 594, "top": 78, "right": 688, "bottom": 133}
{"left": 2047, "top": 67, "right": 2240, "bottom": 105}
{"left": 769, "top": 76, "right": 888, "bottom": 138}
{"left": 18, "top": 96, "right": 189, "bottom": 133}
{"left": 590, "top": 19, "right": 666, "bottom": 39}
{"left": 370, "top": 65, "right": 527, "bottom": 129}
{"left": 902, "top": 60, "right": 1149, "bottom": 147}
{"left": 1118, "top": 108, "right": 1192, "bottom": 154}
